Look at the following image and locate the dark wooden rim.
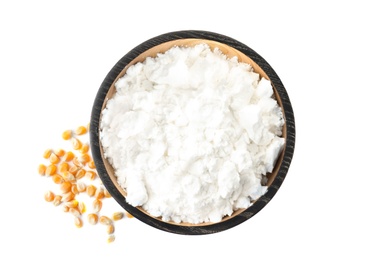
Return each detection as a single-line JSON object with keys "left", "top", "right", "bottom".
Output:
{"left": 90, "top": 30, "right": 296, "bottom": 235}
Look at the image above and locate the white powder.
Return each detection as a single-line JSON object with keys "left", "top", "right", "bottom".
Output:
{"left": 100, "top": 44, "right": 285, "bottom": 224}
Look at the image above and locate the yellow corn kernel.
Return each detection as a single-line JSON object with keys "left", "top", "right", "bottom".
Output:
{"left": 106, "top": 224, "right": 115, "bottom": 235}
{"left": 87, "top": 185, "right": 97, "bottom": 197}
{"left": 38, "top": 164, "right": 47, "bottom": 176}
{"left": 104, "top": 189, "right": 111, "bottom": 198}
{"left": 62, "top": 191, "right": 75, "bottom": 202}
{"left": 79, "top": 153, "right": 91, "bottom": 164}
{"left": 43, "top": 149, "right": 52, "bottom": 159}
{"left": 61, "top": 171, "right": 75, "bottom": 182}
{"left": 72, "top": 157, "right": 83, "bottom": 168}
{"left": 62, "top": 130, "right": 73, "bottom": 140}
{"left": 70, "top": 208, "right": 81, "bottom": 218}
{"left": 112, "top": 212, "right": 124, "bottom": 221}
{"left": 87, "top": 160, "right": 96, "bottom": 169}
{"left": 52, "top": 174, "right": 64, "bottom": 184}
{"left": 79, "top": 143, "right": 90, "bottom": 154}
{"left": 68, "top": 165, "right": 79, "bottom": 175}
{"left": 71, "top": 137, "right": 82, "bottom": 150}
{"left": 75, "top": 125, "right": 87, "bottom": 135}
{"left": 126, "top": 212, "right": 134, "bottom": 218}
{"left": 76, "top": 182, "right": 86, "bottom": 193}
{"left": 74, "top": 217, "right": 83, "bottom": 228}
{"left": 54, "top": 148, "right": 65, "bottom": 157}
{"left": 78, "top": 202, "right": 86, "bottom": 214}
{"left": 45, "top": 164, "right": 57, "bottom": 176}
{"left": 92, "top": 199, "right": 102, "bottom": 213}
{"left": 62, "top": 205, "right": 70, "bottom": 212}
{"left": 53, "top": 195, "right": 62, "bottom": 206}
{"left": 60, "top": 181, "right": 72, "bottom": 193}
{"left": 107, "top": 235, "right": 115, "bottom": 243}
{"left": 66, "top": 199, "right": 79, "bottom": 208}
{"left": 63, "top": 151, "right": 75, "bottom": 162}
{"left": 99, "top": 216, "right": 112, "bottom": 225}
{"left": 71, "top": 184, "right": 79, "bottom": 195}
{"left": 88, "top": 213, "right": 98, "bottom": 225}
{"left": 95, "top": 187, "right": 105, "bottom": 200}
{"left": 85, "top": 170, "right": 97, "bottom": 181}
{"left": 44, "top": 191, "right": 55, "bottom": 202}
{"left": 75, "top": 169, "right": 86, "bottom": 180}
{"left": 58, "top": 161, "right": 70, "bottom": 173}
{"left": 49, "top": 153, "right": 60, "bottom": 164}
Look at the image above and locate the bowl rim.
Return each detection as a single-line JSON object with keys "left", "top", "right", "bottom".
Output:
{"left": 90, "top": 30, "right": 296, "bottom": 235}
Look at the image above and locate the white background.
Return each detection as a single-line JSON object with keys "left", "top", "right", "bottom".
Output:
{"left": 1, "top": 0, "right": 367, "bottom": 259}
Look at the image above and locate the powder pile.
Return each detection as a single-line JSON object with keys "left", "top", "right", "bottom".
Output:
{"left": 100, "top": 43, "right": 285, "bottom": 224}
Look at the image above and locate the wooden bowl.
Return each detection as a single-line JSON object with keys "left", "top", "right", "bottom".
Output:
{"left": 90, "top": 30, "right": 295, "bottom": 235}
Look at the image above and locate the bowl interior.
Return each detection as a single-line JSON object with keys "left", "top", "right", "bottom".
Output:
{"left": 98, "top": 38, "right": 286, "bottom": 227}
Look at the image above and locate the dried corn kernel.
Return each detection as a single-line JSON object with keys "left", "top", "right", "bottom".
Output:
{"left": 88, "top": 213, "right": 98, "bottom": 225}
{"left": 107, "top": 235, "right": 115, "bottom": 243}
{"left": 54, "top": 148, "right": 65, "bottom": 157}
{"left": 62, "top": 191, "right": 75, "bottom": 202}
{"left": 85, "top": 170, "right": 97, "bottom": 181}
{"left": 66, "top": 199, "right": 78, "bottom": 208}
{"left": 87, "top": 185, "right": 97, "bottom": 197}
{"left": 61, "top": 171, "right": 75, "bottom": 182}
{"left": 79, "top": 143, "right": 89, "bottom": 154}
{"left": 75, "top": 169, "right": 86, "bottom": 180}
{"left": 58, "top": 161, "right": 69, "bottom": 173}
{"left": 75, "top": 126, "right": 87, "bottom": 135}
{"left": 44, "top": 191, "right": 55, "bottom": 202}
{"left": 70, "top": 208, "right": 81, "bottom": 218}
{"left": 62, "top": 130, "right": 73, "bottom": 140}
{"left": 107, "top": 224, "right": 115, "bottom": 235}
{"left": 45, "top": 164, "right": 57, "bottom": 176}
{"left": 78, "top": 202, "right": 86, "bottom": 214}
{"left": 49, "top": 153, "right": 60, "bottom": 164}
{"left": 99, "top": 216, "right": 112, "bottom": 225}
{"left": 126, "top": 212, "right": 134, "bottom": 218}
{"left": 43, "top": 149, "right": 52, "bottom": 159}
{"left": 68, "top": 165, "right": 79, "bottom": 174}
{"left": 38, "top": 164, "right": 47, "bottom": 176}
{"left": 62, "top": 205, "right": 70, "bottom": 212}
{"left": 71, "top": 137, "right": 82, "bottom": 150}
{"left": 74, "top": 217, "right": 83, "bottom": 228}
{"left": 87, "top": 160, "right": 96, "bottom": 169}
{"left": 104, "top": 189, "right": 111, "bottom": 198}
{"left": 53, "top": 195, "right": 62, "bottom": 206}
{"left": 52, "top": 174, "right": 64, "bottom": 184}
{"left": 112, "top": 212, "right": 124, "bottom": 221}
{"left": 76, "top": 182, "right": 86, "bottom": 193}
{"left": 92, "top": 199, "right": 102, "bottom": 213}
{"left": 63, "top": 151, "right": 75, "bottom": 162}
{"left": 79, "top": 153, "right": 91, "bottom": 164}
{"left": 95, "top": 187, "right": 105, "bottom": 200}
{"left": 72, "top": 157, "right": 82, "bottom": 167}
{"left": 60, "top": 181, "right": 72, "bottom": 193}
{"left": 71, "top": 184, "right": 79, "bottom": 195}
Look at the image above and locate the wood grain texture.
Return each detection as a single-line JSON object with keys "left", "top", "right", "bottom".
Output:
{"left": 89, "top": 30, "right": 296, "bottom": 235}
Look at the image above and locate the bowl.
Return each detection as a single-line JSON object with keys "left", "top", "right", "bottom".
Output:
{"left": 90, "top": 30, "right": 295, "bottom": 235}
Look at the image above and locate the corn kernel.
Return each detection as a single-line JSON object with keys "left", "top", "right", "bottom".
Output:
{"left": 75, "top": 126, "right": 87, "bottom": 135}
{"left": 107, "top": 224, "right": 115, "bottom": 235}
{"left": 107, "top": 235, "right": 115, "bottom": 243}
{"left": 65, "top": 199, "right": 78, "bottom": 208}
{"left": 87, "top": 185, "right": 97, "bottom": 197}
{"left": 58, "top": 161, "right": 70, "bottom": 173}
{"left": 99, "top": 216, "right": 112, "bottom": 225}
{"left": 45, "top": 164, "right": 57, "bottom": 176}
{"left": 88, "top": 213, "right": 98, "bottom": 225}
{"left": 112, "top": 212, "right": 124, "bottom": 221}
{"left": 126, "top": 212, "right": 134, "bottom": 218}
{"left": 71, "top": 137, "right": 82, "bottom": 150}
{"left": 78, "top": 202, "right": 86, "bottom": 214}
{"left": 53, "top": 195, "right": 62, "bottom": 206}
{"left": 62, "top": 191, "right": 75, "bottom": 202}
{"left": 74, "top": 217, "right": 83, "bottom": 228}
{"left": 43, "top": 149, "right": 52, "bottom": 159}
{"left": 75, "top": 169, "right": 86, "bottom": 180}
{"left": 44, "top": 191, "right": 55, "bottom": 202}
{"left": 79, "top": 153, "right": 91, "bottom": 164}
{"left": 60, "top": 181, "right": 72, "bottom": 193}
{"left": 86, "top": 170, "right": 97, "bottom": 181}
{"left": 92, "top": 199, "right": 102, "bottom": 213}
{"left": 62, "top": 130, "right": 73, "bottom": 140}
{"left": 79, "top": 143, "right": 89, "bottom": 154}
{"left": 76, "top": 182, "right": 86, "bottom": 193}
{"left": 87, "top": 160, "right": 96, "bottom": 169}
{"left": 38, "top": 164, "right": 47, "bottom": 176}
{"left": 63, "top": 151, "right": 75, "bottom": 162}
{"left": 52, "top": 174, "right": 64, "bottom": 184}
{"left": 54, "top": 148, "right": 65, "bottom": 157}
